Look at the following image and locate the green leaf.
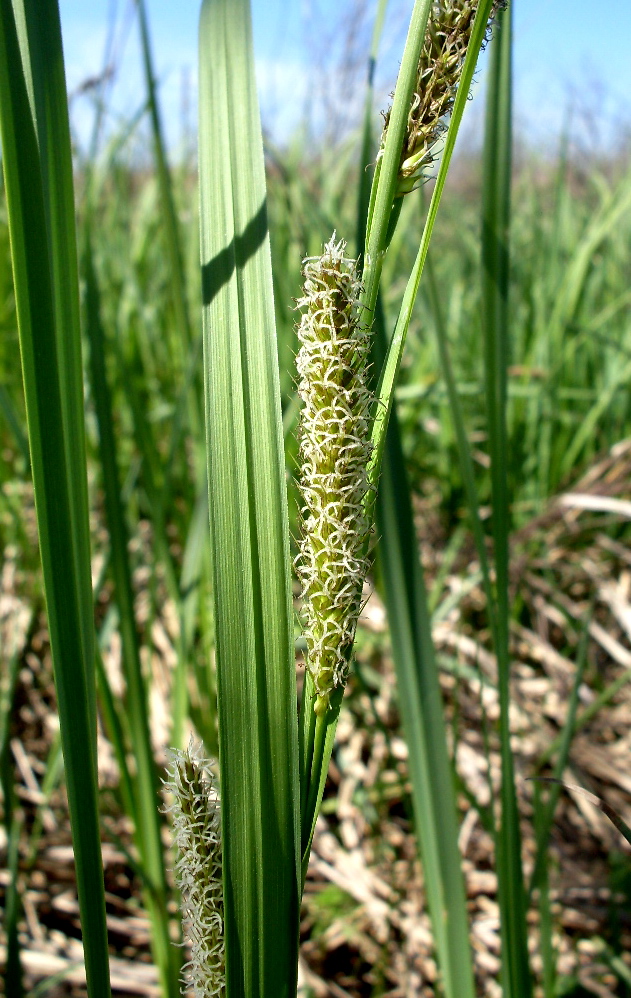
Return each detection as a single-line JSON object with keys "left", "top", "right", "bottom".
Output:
{"left": 355, "top": 0, "right": 389, "bottom": 259}
{"left": 198, "top": 1, "right": 300, "bottom": 995}
{"left": 135, "top": 0, "right": 193, "bottom": 351}
{"left": 360, "top": 0, "right": 433, "bottom": 322}
{"left": 0, "top": 1, "right": 111, "bottom": 993}
{"left": 351, "top": 6, "right": 502, "bottom": 996}
{"left": 366, "top": 0, "right": 497, "bottom": 501}
{"left": 0, "top": 605, "right": 29, "bottom": 998}
{"left": 376, "top": 406, "right": 476, "bottom": 998}
{"left": 83, "top": 229, "right": 181, "bottom": 995}
{"left": 480, "top": 7, "right": 531, "bottom": 996}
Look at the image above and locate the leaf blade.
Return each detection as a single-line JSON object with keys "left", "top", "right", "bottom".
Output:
{"left": 0, "top": 1, "right": 111, "bottom": 993}
{"left": 198, "top": 2, "right": 300, "bottom": 995}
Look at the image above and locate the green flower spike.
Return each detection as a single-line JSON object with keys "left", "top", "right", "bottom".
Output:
{"left": 296, "top": 235, "right": 374, "bottom": 716}
{"left": 382, "top": 0, "right": 507, "bottom": 195}
{"left": 164, "top": 742, "right": 224, "bottom": 997}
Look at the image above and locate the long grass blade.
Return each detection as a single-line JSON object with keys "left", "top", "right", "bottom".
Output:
{"left": 425, "top": 252, "right": 495, "bottom": 625}
{"left": 83, "top": 230, "right": 181, "bottom": 995}
{"left": 529, "top": 621, "right": 589, "bottom": 901}
{"left": 360, "top": 0, "right": 433, "bottom": 322}
{"left": 135, "top": 0, "right": 193, "bottom": 355}
{"left": 480, "top": 7, "right": 531, "bottom": 996}
{"left": 198, "top": 1, "right": 300, "bottom": 994}
{"left": 348, "top": 9, "right": 482, "bottom": 988}
{"left": 367, "top": 0, "right": 496, "bottom": 499}
{"left": 0, "top": 1, "right": 111, "bottom": 992}
{"left": 0, "top": 618, "right": 28, "bottom": 998}
{"left": 376, "top": 404, "right": 476, "bottom": 998}
{"left": 355, "top": 0, "right": 389, "bottom": 260}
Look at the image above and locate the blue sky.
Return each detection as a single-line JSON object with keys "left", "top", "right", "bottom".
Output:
{"left": 57, "top": 1, "right": 631, "bottom": 157}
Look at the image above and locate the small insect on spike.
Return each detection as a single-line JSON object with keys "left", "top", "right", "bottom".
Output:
{"left": 295, "top": 235, "right": 374, "bottom": 716}
{"left": 164, "top": 741, "right": 224, "bottom": 997}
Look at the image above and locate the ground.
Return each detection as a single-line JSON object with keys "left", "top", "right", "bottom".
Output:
{"left": 2, "top": 440, "right": 631, "bottom": 997}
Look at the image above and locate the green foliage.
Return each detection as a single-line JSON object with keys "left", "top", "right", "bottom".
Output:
{"left": 0, "top": 0, "right": 110, "bottom": 993}
{"left": 198, "top": 1, "right": 300, "bottom": 994}
{"left": 308, "top": 884, "right": 358, "bottom": 939}
{"left": 1, "top": 2, "right": 631, "bottom": 996}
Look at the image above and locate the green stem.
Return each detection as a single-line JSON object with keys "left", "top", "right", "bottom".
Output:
{"left": 360, "top": 0, "right": 433, "bottom": 319}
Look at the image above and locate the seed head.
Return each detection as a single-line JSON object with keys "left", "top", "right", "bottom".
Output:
{"left": 295, "top": 235, "right": 374, "bottom": 716}
{"left": 164, "top": 742, "right": 224, "bottom": 997}
{"left": 382, "top": 0, "right": 507, "bottom": 195}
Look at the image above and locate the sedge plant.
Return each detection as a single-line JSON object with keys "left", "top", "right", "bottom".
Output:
{"left": 190, "top": 1, "right": 523, "bottom": 997}
{"left": 1, "top": 0, "right": 582, "bottom": 995}
{"left": 0, "top": 1, "right": 210, "bottom": 993}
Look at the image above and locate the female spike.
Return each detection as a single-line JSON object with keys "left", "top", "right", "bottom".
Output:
{"left": 164, "top": 742, "right": 224, "bottom": 997}
{"left": 295, "top": 235, "right": 374, "bottom": 716}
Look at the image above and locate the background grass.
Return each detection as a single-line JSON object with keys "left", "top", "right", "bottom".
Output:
{"left": 3, "top": 119, "right": 631, "bottom": 546}
{"left": 5, "top": 151, "right": 631, "bottom": 534}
